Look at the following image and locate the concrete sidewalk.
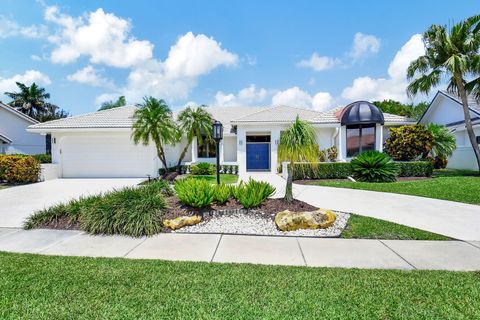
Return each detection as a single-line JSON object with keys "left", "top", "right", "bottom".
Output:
{"left": 1, "top": 228, "right": 480, "bottom": 271}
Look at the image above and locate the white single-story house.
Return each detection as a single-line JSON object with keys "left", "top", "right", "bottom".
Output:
{"left": 0, "top": 102, "right": 46, "bottom": 155}
{"left": 27, "top": 101, "right": 415, "bottom": 178}
{"left": 419, "top": 90, "right": 480, "bottom": 170}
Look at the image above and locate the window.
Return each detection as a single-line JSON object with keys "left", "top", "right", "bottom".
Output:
{"left": 246, "top": 135, "right": 271, "bottom": 143}
{"left": 197, "top": 136, "right": 216, "bottom": 158}
{"left": 346, "top": 124, "right": 376, "bottom": 157}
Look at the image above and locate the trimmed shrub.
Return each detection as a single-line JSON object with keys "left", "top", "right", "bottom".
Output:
{"left": 351, "top": 151, "right": 398, "bottom": 182}
{"left": 158, "top": 167, "right": 176, "bottom": 176}
{"left": 80, "top": 186, "right": 166, "bottom": 237}
{"left": 232, "top": 165, "right": 239, "bottom": 175}
{"left": 326, "top": 146, "right": 338, "bottom": 162}
{"left": 32, "top": 154, "right": 52, "bottom": 163}
{"left": 0, "top": 155, "right": 41, "bottom": 184}
{"left": 396, "top": 161, "right": 433, "bottom": 177}
{"left": 174, "top": 178, "right": 215, "bottom": 208}
{"left": 214, "top": 183, "right": 231, "bottom": 204}
{"left": 232, "top": 179, "right": 275, "bottom": 209}
{"left": 190, "top": 162, "right": 214, "bottom": 175}
{"left": 291, "top": 162, "right": 352, "bottom": 180}
{"left": 318, "top": 149, "right": 327, "bottom": 162}
{"left": 385, "top": 125, "right": 434, "bottom": 161}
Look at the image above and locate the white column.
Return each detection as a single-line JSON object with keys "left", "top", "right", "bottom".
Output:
{"left": 237, "top": 127, "right": 246, "bottom": 175}
{"left": 270, "top": 128, "right": 281, "bottom": 173}
{"left": 338, "top": 126, "right": 346, "bottom": 160}
{"left": 376, "top": 124, "right": 384, "bottom": 152}
{"left": 219, "top": 140, "right": 224, "bottom": 164}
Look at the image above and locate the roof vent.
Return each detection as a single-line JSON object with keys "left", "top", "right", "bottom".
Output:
{"left": 340, "top": 101, "right": 384, "bottom": 126}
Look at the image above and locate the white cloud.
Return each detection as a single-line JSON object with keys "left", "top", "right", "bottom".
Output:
{"left": 0, "top": 16, "right": 48, "bottom": 39}
{"left": 67, "top": 65, "right": 114, "bottom": 88}
{"left": 297, "top": 53, "right": 340, "bottom": 72}
{"left": 164, "top": 32, "right": 238, "bottom": 78}
{"left": 31, "top": 55, "right": 42, "bottom": 61}
{"left": 45, "top": 6, "right": 153, "bottom": 67}
{"left": 214, "top": 84, "right": 268, "bottom": 106}
{"left": 342, "top": 34, "right": 424, "bottom": 102}
{"left": 0, "top": 70, "right": 51, "bottom": 94}
{"left": 271, "top": 87, "right": 333, "bottom": 111}
{"left": 349, "top": 32, "right": 381, "bottom": 60}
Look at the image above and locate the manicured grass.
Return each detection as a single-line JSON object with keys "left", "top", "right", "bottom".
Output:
{"left": 188, "top": 174, "right": 238, "bottom": 184}
{"left": 1, "top": 252, "right": 479, "bottom": 319}
{"left": 342, "top": 214, "right": 450, "bottom": 240}
{"left": 305, "top": 169, "right": 480, "bottom": 205}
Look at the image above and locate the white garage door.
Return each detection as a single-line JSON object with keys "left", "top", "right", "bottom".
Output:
{"left": 60, "top": 134, "right": 156, "bottom": 178}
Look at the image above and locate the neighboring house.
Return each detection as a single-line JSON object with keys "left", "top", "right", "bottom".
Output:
{"left": 27, "top": 101, "right": 414, "bottom": 178}
{"left": 0, "top": 102, "right": 46, "bottom": 155}
{"left": 419, "top": 90, "right": 480, "bottom": 170}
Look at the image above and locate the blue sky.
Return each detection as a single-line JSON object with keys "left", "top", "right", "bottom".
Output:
{"left": 0, "top": 0, "right": 477, "bottom": 115}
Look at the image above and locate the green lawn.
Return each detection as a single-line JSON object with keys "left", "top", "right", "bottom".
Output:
{"left": 342, "top": 214, "right": 449, "bottom": 240}
{"left": 188, "top": 174, "right": 238, "bottom": 184}
{"left": 305, "top": 169, "right": 480, "bottom": 205}
{"left": 1, "top": 252, "right": 479, "bottom": 319}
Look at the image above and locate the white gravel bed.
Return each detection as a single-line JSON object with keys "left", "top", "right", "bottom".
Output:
{"left": 175, "top": 211, "right": 351, "bottom": 237}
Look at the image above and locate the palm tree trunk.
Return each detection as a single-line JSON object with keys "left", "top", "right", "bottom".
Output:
{"left": 156, "top": 145, "right": 168, "bottom": 171}
{"left": 284, "top": 161, "right": 294, "bottom": 202}
{"left": 455, "top": 77, "right": 480, "bottom": 174}
{"left": 176, "top": 142, "right": 191, "bottom": 173}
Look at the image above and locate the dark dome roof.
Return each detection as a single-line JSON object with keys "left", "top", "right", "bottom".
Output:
{"left": 340, "top": 101, "right": 384, "bottom": 125}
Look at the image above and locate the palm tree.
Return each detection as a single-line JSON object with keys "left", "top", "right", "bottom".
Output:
{"left": 427, "top": 123, "right": 457, "bottom": 159}
{"left": 176, "top": 106, "right": 213, "bottom": 172}
{"left": 5, "top": 82, "right": 49, "bottom": 118}
{"left": 407, "top": 15, "right": 480, "bottom": 172}
{"left": 99, "top": 96, "right": 127, "bottom": 111}
{"left": 132, "top": 97, "right": 179, "bottom": 170}
{"left": 278, "top": 116, "right": 318, "bottom": 202}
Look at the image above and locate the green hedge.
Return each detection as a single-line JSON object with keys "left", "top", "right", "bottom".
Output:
{"left": 396, "top": 161, "right": 433, "bottom": 177}
{"left": 291, "top": 161, "right": 433, "bottom": 180}
{"left": 292, "top": 163, "right": 352, "bottom": 180}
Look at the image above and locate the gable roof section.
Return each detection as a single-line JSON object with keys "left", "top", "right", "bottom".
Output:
{"left": 0, "top": 102, "right": 39, "bottom": 124}
{"left": 28, "top": 105, "right": 138, "bottom": 130}
{"left": 418, "top": 90, "right": 480, "bottom": 123}
{"left": 0, "top": 133, "right": 12, "bottom": 144}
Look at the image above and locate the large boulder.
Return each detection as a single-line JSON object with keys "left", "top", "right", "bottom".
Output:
{"left": 163, "top": 215, "right": 201, "bottom": 230}
{"left": 275, "top": 209, "right": 336, "bottom": 231}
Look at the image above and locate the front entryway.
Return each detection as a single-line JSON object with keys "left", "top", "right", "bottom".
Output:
{"left": 246, "top": 135, "right": 270, "bottom": 171}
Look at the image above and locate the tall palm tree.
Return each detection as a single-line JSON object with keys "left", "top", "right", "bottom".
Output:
{"left": 132, "top": 97, "right": 179, "bottom": 170}
{"left": 278, "top": 116, "right": 318, "bottom": 202}
{"left": 407, "top": 15, "right": 480, "bottom": 172}
{"left": 176, "top": 105, "right": 213, "bottom": 172}
{"left": 4, "top": 82, "right": 49, "bottom": 118}
{"left": 99, "top": 96, "right": 127, "bottom": 111}
{"left": 427, "top": 123, "right": 457, "bottom": 159}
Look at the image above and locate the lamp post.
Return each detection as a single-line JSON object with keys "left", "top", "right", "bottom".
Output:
{"left": 212, "top": 120, "right": 223, "bottom": 185}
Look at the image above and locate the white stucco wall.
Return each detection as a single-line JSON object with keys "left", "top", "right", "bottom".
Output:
{"left": 0, "top": 107, "right": 45, "bottom": 154}
{"left": 448, "top": 126, "right": 480, "bottom": 170}
{"left": 223, "top": 136, "right": 237, "bottom": 162}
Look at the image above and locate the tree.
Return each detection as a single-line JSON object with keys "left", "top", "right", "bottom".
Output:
{"left": 407, "top": 15, "right": 480, "bottom": 173}
{"left": 426, "top": 123, "right": 457, "bottom": 159}
{"left": 372, "top": 99, "right": 429, "bottom": 120}
{"left": 99, "top": 96, "right": 127, "bottom": 111}
{"left": 176, "top": 106, "right": 213, "bottom": 172}
{"left": 5, "top": 82, "right": 49, "bottom": 118}
{"left": 278, "top": 116, "right": 318, "bottom": 202}
{"left": 5, "top": 82, "right": 68, "bottom": 122}
{"left": 131, "top": 97, "right": 179, "bottom": 171}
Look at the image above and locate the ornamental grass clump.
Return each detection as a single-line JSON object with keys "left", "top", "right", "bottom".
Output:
{"left": 351, "top": 151, "right": 399, "bottom": 183}
{"left": 233, "top": 179, "right": 275, "bottom": 209}
{"left": 174, "top": 178, "right": 215, "bottom": 208}
{"left": 214, "top": 183, "right": 231, "bottom": 204}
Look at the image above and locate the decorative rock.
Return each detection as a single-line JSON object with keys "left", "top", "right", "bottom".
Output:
{"left": 163, "top": 215, "right": 202, "bottom": 230}
{"left": 275, "top": 209, "right": 336, "bottom": 231}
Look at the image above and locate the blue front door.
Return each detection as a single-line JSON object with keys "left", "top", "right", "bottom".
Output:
{"left": 246, "top": 143, "right": 270, "bottom": 171}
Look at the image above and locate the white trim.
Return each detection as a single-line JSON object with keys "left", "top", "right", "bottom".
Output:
{"left": 0, "top": 102, "right": 39, "bottom": 124}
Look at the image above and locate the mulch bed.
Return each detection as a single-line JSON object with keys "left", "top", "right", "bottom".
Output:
{"left": 294, "top": 176, "right": 432, "bottom": 185}
{"left": 37, "top": 217, "right": 81, "bottom": 231}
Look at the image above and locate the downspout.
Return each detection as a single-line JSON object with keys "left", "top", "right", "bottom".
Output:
{"left": 331, "top": 127, "right": 339, "bottom": 147}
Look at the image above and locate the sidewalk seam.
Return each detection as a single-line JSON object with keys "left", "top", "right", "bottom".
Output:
{"left": 463, "top": 240, "right": 480, "bottom": 251}
{"left": 123, "top": 237, "right": 148, "bottom": 257}
{"left": 295, "top": 238, "right": 308, "bottom": 266}
{"left": 379, "top": 240, "right": 417, "bottom": 270}
{"left": 37, "top": 231, "right": 84, "bottom": 253}
{"left": 210, "top": 234, "right": 223, "bottom": 262}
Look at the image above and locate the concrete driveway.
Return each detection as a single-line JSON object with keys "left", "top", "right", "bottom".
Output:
{"left": 0, "top": 178, "right": 143, "bottom": 228}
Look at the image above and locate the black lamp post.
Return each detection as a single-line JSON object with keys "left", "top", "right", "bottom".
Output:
{"left": 212, "top": 120, "right": 223, "bottom": 185}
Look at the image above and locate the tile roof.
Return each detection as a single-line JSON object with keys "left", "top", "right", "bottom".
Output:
{"left": 0, "top": 133, "right": 12, "bottom": 144}
{"left": 29, "top": 104, "right": 415, "bottom": 132}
